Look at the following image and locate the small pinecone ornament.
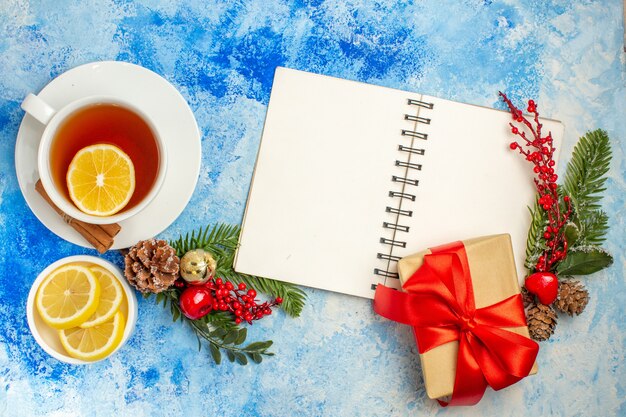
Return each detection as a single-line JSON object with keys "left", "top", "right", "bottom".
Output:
{"left": 526, "top": 303, "right": 558, "bottom": 342}
{"left": 555, "top": 279, "right": 589, "bottom": 316}
{"left": 124, "top": 239, "right": 180, "bottom": 293}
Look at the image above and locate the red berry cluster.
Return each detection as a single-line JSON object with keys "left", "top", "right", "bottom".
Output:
{"left": 499, "top": 92, "right": 572, "bottom": 272}
{"left": 178, "top": 278, "right": 283, "bottom": 323}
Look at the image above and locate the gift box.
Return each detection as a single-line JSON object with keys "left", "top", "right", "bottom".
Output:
{"left": 374, "top": 234, "right": 538, "bottom": 406}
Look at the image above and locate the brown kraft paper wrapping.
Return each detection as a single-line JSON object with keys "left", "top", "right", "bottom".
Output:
{"left": 396, "top": 234, "right": 538, "bottom": 400}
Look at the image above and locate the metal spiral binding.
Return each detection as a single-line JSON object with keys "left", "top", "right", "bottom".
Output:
{"left": 404, "top": 114, "right": 431, "bottom": 124}
{"left": 373, "top": 269, "right": 399, "bottom": 279}
{"left": 395, "top": 160, "right": 422, "bottom": 170}
{"left": 398, "top": 145, "right": 425, "bottom": 155}
{"left": 389, "top": 191, "right": 416, "bottom": 201}
{"left": 407, "top": 98, "right": 434, "bottom": 109}
{"left": 392, "top": 175, "right": 419, "bottom": 186}
{"left": 380, "top": 237, "right": 406, "bottom": 248}
{"left": 374, "top": 96, "right": 434, "bottom": 287}
{"left": 386, "top": 206, "right": 412, "bottom": 216}
{"left": 377, "top": 253, "right": 401, "bottom": 261}
{"left": 383, "top": 222, "right": 409, "bottom": 232}
{"left": 401, "top": 129, "right": 428, "bottom": 140}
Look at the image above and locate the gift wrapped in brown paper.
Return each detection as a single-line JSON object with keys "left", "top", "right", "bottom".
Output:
{"left": 374, "top": 234, "right": 539, "bottom": 406}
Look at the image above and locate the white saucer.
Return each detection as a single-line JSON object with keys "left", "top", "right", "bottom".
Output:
{"left": 15, "top": 61, "right": 201, "bottom": 249}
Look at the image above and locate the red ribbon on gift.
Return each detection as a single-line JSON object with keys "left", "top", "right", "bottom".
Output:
{"left": 374, "top": 241, "right": 539, "bottom": 406}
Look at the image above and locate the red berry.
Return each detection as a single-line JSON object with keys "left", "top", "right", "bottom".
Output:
{"left": 275, "top": 297, "right": 283, "bottom": 304}
{"left": 225, "top": 282, "right": 234, "bottom": 291}
{"left": 216, "top": 278, "right": 223, "bottom": 286}
{"left": 563, "top": 195, "right": 570, "bottom": 202}
{"left": 511, "top": 127, "right": 519, "bottom": 135}
{"left": 235, "top": 308, "right": 243, "bottom": 317}
{"left": 543, "top": 232, "right": 551, "bottom": 239}
{"left": 509, "top": 142, "right": 518, "bottom": 149}
{"left": 524, "top": 272, "right": 559, "bottom": 305}
{"left": 247, "top": 289, "right": 257, "bottom": 299}
{"left": 232, "top": 301, "right": 241, "bottom": 309}
{"left": 235, "top": 318, "right": 242, "bottom": 324}
{"left": 238, "top": 283, "right": 247, "bottom": 290}
{"left": 179, "top": 287, "right": 214, "bottom": 320}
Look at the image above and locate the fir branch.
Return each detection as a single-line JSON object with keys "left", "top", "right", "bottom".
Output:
{"left": 577, "top": 210, "right": 609, "bottom": 246}
{"left": 149, "top": 289, "right": 273, "bottom": 365}
{"left": 190, "top": 321, "right": 273, "bottom": 365}
{"left": 521, "top": 129, "right": 613, "bottom": 276}
{"left": 170, "top": 223, "right": 307, "bottom": 318}
{"left": 171, "top": 224, "right": 241, "bottom": 258}
{"left": 218, "top": 268, "right": 307, "bottom": 318}
{"left": 563, "top": 129, "right": 612, "bottom": 220}
{"left": 199, "top": 310, "right": 239, "bottom": 332}
{"left": 524, "top": 197, "right": 549, "bottom": 271}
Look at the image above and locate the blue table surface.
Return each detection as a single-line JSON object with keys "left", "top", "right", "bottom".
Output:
{"left": 1, "top": 1, "right": 624, "bottom": 416}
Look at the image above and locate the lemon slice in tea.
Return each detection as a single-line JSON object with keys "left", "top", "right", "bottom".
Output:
{"left": 35, "top": 264, "right": 101, "bottom": 329}
{"left": 67, "top": 144, "right": 135, "bottom": 216}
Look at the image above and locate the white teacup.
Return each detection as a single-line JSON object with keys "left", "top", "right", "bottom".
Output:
{"left": 21, "top": 94, "right": 167, "bottom": 224}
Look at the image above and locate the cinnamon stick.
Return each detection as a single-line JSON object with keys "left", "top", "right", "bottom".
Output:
{"left": 35, "top": 180, "right": 120, "bottom": 253}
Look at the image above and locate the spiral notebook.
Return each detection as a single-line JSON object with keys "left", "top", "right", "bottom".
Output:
{"left": 234, "top": 67, "right": 564, "bottom": 299}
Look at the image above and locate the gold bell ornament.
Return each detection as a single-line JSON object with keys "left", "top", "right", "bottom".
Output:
{"left": 179, "top": 249, "right": 217, "bottom": 285}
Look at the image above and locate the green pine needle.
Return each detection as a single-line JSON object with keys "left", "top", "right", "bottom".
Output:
{"left": 563, "top": 129, "right": 612, "bottom": 223}
{"left": 523, "top": 129, "right": 613, "bottom": 276}
{"left": 524, "top": 197, "right": 548, "bottom": 271}
{"left": 218, "top": 269, "right": 307, "bottom": 319}
{"left": 147, "top": 288, "right": 274, "bottom": 365}
{"left": 160, "top": 222, "right": 308, "bottom": 365}
{"left": 170, "top": 223, "right": 307, "bottom": 318}
{"left": 578, "top": 210, "right": 610, "bottom": 246}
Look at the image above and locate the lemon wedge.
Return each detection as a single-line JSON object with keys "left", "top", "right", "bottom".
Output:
{"left": 79, "top": 265, "right": 124, "bottom": 328}
{"left": 59, "top": 311, "right": 126, "bottom": 361}
{"left": 35, "top": 264, "right": 101, "bottom": 329}
{"left": 66, "top": 144, "right": 135, "bottom": 216}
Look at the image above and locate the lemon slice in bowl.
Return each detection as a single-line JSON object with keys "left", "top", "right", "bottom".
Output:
{"left": 66, "top": 144, "right": 135, "bottom": 216}
{"left": 79, "top": 265, "right": 124, "bottom": 328}
{"left": 35, "top": 264, "right": 101, "bottom": 329}
{"left": 59, "top": 311, "right": 126, "bottom": 361}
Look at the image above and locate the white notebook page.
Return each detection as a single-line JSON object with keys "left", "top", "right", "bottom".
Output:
{"left": 234, "top": 67, "right": 564, "bottom": 299}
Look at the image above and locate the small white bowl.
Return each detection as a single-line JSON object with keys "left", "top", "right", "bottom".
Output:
{"left": 26, "top": 255, "right": 138, "bottom": 364}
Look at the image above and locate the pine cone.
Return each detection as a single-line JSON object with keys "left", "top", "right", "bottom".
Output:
{"left": 555, "top": 279, "right": 589, "bottom": 316}
{"left": 124, "top": 239, "right": 180, "bottom": 293}
{"left": 526, "top": 303, "right": 558, "bottom": 341}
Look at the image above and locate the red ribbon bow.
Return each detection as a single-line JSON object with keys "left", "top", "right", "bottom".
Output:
{"left": 374, "top": 241, "right": 538, "bottom": 406}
